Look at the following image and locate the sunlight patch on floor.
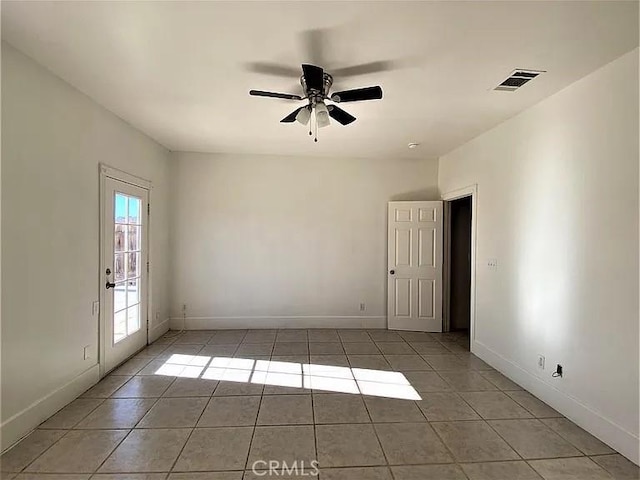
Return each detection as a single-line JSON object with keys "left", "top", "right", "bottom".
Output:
{"left": 155, "top": 354, "right": 421, "bottom": 400}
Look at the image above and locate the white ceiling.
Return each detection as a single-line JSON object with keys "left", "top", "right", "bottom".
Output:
{"left": 2, "top": 1, "right": 638, "bottom": 159}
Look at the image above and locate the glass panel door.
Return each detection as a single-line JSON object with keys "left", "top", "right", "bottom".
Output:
{"left": 113, "top": 193, "right": 143, "bottom": 343}
{"left": 102, "top": 175, "right": 148, "bottom": 373}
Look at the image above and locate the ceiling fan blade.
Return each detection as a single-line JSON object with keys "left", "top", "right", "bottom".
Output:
{"left": 328, "top": 105, "right": 356, "bottom": 126}
{"left": 250, "top": 90, "right": 303, "bottom": 101}
{"left": 302, "top": 64, "right": 324, "bottom": 91}
{"left": 331, "top": 86, "right": 383, "bottom": 103}
{"left": 280, "top": 106, "right": 306, "bottom": 123}
{"left": 332, "top": 61, "right": 395, "bottom": 77}
{"left": 245, "top": 62, "right": 301, "bottom": 78}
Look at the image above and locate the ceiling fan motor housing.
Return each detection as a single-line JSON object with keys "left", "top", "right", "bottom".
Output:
{"left": 300, "top": 72, "right": 333, "bottom": 102}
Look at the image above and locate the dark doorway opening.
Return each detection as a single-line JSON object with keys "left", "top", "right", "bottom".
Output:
{"left": 448, "top": 196, "right": 472, "bottom": 349}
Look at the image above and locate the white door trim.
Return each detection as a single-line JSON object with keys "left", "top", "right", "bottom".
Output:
{"left": 442, "top": 201, "right": 451, "bottom": 332}
{"left": 98, "top": 164, "right": 152, "bottom": 377}
{"left": 100, "top": 164, "right": 151, "bottom": 190}
{"left": 441, "top": 184, "right": 477, "bottom": 348}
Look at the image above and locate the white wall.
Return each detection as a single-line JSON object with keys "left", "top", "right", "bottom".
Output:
{"left": 439, "top": 49, "right": 639, "bottom": 463}
{"left": 1, "top": 43, "right": 172, "bottom": 449}
{"left": 170, "top": 152, "right": 439, "bottom": 328}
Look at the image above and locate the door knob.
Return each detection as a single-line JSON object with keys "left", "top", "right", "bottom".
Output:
{"left": 105, "top": 267, "right": 115, "bottom": 289}
{"left": 389, "top": 270, "right": 395, "bottom": 275}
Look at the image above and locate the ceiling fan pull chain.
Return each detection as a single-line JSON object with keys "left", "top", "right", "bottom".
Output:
{"left": 314, "top": 113, "right": 318, "bottom": 142}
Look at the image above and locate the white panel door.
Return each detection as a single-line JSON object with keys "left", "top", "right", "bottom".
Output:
{"left": 387, "top": 201, "right": 443, "bottom": 331}
{"left": 101, "top": 177, "right": 149, "bottom": 373}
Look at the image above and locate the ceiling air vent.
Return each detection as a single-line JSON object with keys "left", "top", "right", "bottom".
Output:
{"left": 494, "top": 69, "right": 545, "bottom": 92}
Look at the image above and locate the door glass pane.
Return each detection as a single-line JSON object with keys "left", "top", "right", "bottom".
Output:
{"left": 115, "top": 194, "right": 127, "bottom": 224}
{"left": 114, "top": 282, "right": 127, "bottom": 312}
{"left": 115, "top": 225, "right": 126, "bottom": 252}
{"left": 128, "top": 225, "right": 139, "bottom": 251}
{"left": 127, "top": 304, "right": 140, "bottom": 334}
{"left": 111, "top": 190, "right": 144, "bottom": 344}
{"left": 127, "top": 252, "right": 139, "bottom": 278}
{"left": 128, "top": 197, "right": 141, "bottom": 224}
{"left": 114, "top": 310, "right": 127, "bottom": 343}
{"left": 114, "top": 253, "right": 125, "bottom": 281}
{"left": 127, "top": 278, "right": 139, "bottom": 307}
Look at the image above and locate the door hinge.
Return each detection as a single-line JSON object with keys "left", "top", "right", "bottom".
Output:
{"left": 146, "top": 261, "right": 150, "bottom": 273}
{"left": 147, "top": 204, "right": 150, "bottom": 215}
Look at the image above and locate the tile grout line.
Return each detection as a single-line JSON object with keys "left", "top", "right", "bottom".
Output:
{"left": 390, "top": 332, "right": 524, "bottom": 475}
{"left": 164, "top": 385, "right": 211, "bottom": 474}
{"left": 8, "top": 354, "right": 169, "bottom": 476}
{"left": 162, "top": 332, "right": 222, "bottom": 476}
{"left": 32, "top": 417, "right": 591, "bottom": 429}
{"left": 99, "top": 331, "right": 191, "bottom": 475}
{"left": 6, "top": 428, "right": 73, "bottom": 475}
{"left": 413, "top": 389, "right": 462, "bottom": 472}
{"left": 241, "top": 336, "right": 272, "bottom": 474}
{"left": 361, "top": 330, "right": 395, "bottom": 476}
{"left": 85, "top": 427, "right": 135, "bottom": 476}
{"left": 81, "top": 360, "right": 174, "bottom": 475}
{"left": 167, "top": 331, "right": 244, "bottom": 475}
{"left": 430, "top": 382, "right": 584, "bottom": 464}
{"left": 40, "top": 396, "right": 107, "bottom": 431}
{"left": 360, "top": 392, "right": 395, "bottom": 475}
{"left": 308, "top": 332, "right": 321, "bottom": 478}
{"left": 9, "top": 329, "right": 613, "bottom": 478}
{"left": 539, "top": 419, "right": 613, "bottom": 456}
{"left": 7, "top": 454, "right": 603, "bottom": 477}
{"left": 90, "top": 370, "right": 177, "bottom": 475}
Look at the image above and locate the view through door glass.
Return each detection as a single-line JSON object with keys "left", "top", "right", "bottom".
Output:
{"left": 113, "top": 192, "right": 142, "bottom": 343}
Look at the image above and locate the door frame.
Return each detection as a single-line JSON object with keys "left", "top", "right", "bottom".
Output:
{"left": 442, "top": 184, "right": 477, "bottom": 347}
{"left": 99, "top": 164, "right": 152, "bottom": 377}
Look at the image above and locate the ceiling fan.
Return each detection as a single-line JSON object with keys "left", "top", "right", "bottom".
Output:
{"left": 249, "top": 63, "right": 383, "bottom": 141}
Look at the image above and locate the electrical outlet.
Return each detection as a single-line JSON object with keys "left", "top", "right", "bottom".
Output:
{"left": 92, "top": 301, "right": 100, "bottom": 316}
{"left": 537, "top": 355, "right": 545, "bottom": 370}
{"left": 487, "top": 258, "right": 498, "bottom": 269}
{"left": 359, "top": 303, "right": 366, "bottom": 312}
{"left": 83, "top": 345, "right": 93, "bottom": 360}
{"left": 554, "top": 364, "right": 563, "bottom": 377}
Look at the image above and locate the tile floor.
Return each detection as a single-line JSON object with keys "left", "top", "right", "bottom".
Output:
{"left": 1, "top": 329, "right": 638, "bottom": 479}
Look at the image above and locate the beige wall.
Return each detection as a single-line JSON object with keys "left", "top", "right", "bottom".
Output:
{"left": 439, "top": 49, "right": 639, "bottom": 462}
{"left": 170, "top": 152, "right": 439, "bottom": 328}
{"left": 1, "top": 43, "right": 172, "bottom": 449}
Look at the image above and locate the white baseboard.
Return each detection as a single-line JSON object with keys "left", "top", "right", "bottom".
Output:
{"left": 149, "top": 318, "right": 170, "bottom": 343}
{"left": 168, "top": 316, "right": 387, "bottom": 330}
{"left": 1, "top": 364, "right": 100, "bottom": 453}
{"left": 472, "top": 340, "right": 640, "bottom": 465}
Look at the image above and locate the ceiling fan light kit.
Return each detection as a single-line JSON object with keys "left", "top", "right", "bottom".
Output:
{"left": 315, "top": 101, "right": 331, "bottom": 128}
{"left": 295, "top": 106, "right": 311, "bottom": 125}
{"left": 249, "top": 63, "right": 383, "bottom": 142}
